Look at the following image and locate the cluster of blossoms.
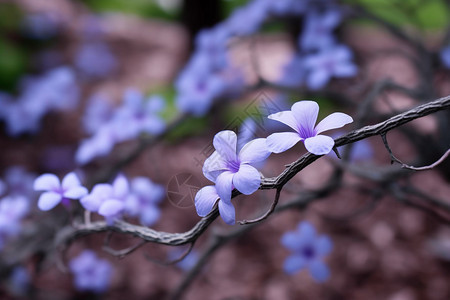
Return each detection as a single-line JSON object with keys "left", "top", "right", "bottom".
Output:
{"left": 34, "top": 172, "right": 164, "bottom": 226}
{"left": 175, "top": 0, "right": 358, "bottom": 117}
{"left": 76, "top": 89, "right": 166, "bottom": 165}
{"left": 69, "top": 250, "right": 113, "bottom": 293}
{"left": 74, "top": 16, "right": 118, "bottom": 79}
{"left": 175, "top": 0, "right": 309, "bottom": 116}
{"left": 281, "top": 221, "right": 332, "bottom": 282}
{"left": 280, "top": 3, "right": 358, "bottom": 90}
{"left": 196, "top": 100, "right": 353, "bottom": 224}
{"left": 0, "top": 167, "right": 36, "bottom": 250}
{"left": 0, "top": 67, "right": 79, "bottom": 136}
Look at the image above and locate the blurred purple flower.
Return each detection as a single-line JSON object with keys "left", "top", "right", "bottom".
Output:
{"left": 168, "top": 248, "right": 200, "bottom": 272}
{"left": 22, "top": 12, "right": 62, "bottom": 40}
{"left": 34, "top": 172, "right": 88, "bottom": 211}
{"left": 75, "top": 42, "right": 117, "bottom": 79}
{"left": 266, "top": 0, "right": 307, "bottom": 15}
{"left": 299, "top": 9, "right": 341, "bottom": 51}
{"left": 8, "top": 266, "right": 30, "bottom": 296}
{"left": 278, "top": 55, "right": 305, "bottom": 88}
{"left": 282, "top": 221, "right": 332, "bottom": 282}
{"left": 0, "top": 180, "right": 5, "bottom": 197}
{"left": 304, "top": 45, "right": 358, "bottom": 90}
{"left": 3, "top": 166, "right": 36, "bottom": 198}
{"left": 80, "top": 175, "right": 128, "bottom": 223}
{"left": 82, "top": 93, "right": 115, "bottom": 135}
{"left": 224, "top": 1, "right": 269, "bottom": 36}
{"left": 266, "top": 100, "right": 353, "bottom": 155}
{"left": 331, "top": 132, "right": 374, "bottom": 163}
{"left": 124, "top": 177, "right": 164, "bottom": 226}
{"left": 440, "top": 45, "right": 450, "bottom": 69}
{"left": 0, "top": 195, "right": 29, "bottom": 249}
{"left": 69, "top": 250, "right": 113, "bottom": 293}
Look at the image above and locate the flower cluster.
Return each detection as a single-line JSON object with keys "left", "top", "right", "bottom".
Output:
{"left": 69, "top": 250, "right": 113, "bottom": 293}
{"left": 281, "top": 221, "right": 332, "bottom": 282}
{"left": 0, "top": 167, "right": 36, "bottom": 250}
{"left": 33, "top": 171, "right": 164, "bottom": 226}
{"left": 195, "top": 100, "right": 352, "bottom": 224}
{"left": 175, "top": 0, "right": 307, "bottom": 116}
{"left": 280, "top": 3, "right": 358, "bottom": 90}
{"left": 76, "top": 89, "right": 166, "bottom": 165}
{"left": 0, "top": 67, "right": 79, "bottom": 136}
{"left": 81, "top": 175, "right": 164, "bottom": 226}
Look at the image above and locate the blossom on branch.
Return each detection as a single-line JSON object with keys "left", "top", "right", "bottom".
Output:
{"left": 282, "top": 221, "right": 332, "bottom": 282}
{"left": 34, "top": 172, "right": 88, "bottom": 211}
{"left": 266, "top": 100, "right": 353, "bottom": 155}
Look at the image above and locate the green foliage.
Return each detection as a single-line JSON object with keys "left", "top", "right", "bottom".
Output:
{"left": 0, "top": 39, "right": 28, "bottom": 91}
{"left": 350, "top": 0, "right": 448, "bottom": 30}
{"left": 80, "top": 0, "right": 178, "bottom": 20}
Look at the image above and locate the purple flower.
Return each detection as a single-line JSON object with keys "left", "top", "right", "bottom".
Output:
{"left": 197, "top": 131, "right": 270, "bottom": 224}
{"left": 82, "top": 93, "right": 115, "bottom": 135}
{"left": 75, "top": 42, "right": 117, "bottom": 79}
{"left": 69, "top": 250, "right": 113, "bottom": 293}
{"left": 282, "top": 221, "right": 332, "bottom": 282}
{"left": 22, "top": 12, "right": 62, "bottom": 40}
{"left": 278, "top": 55, "right": 305, "bottom": 88}
{"left": 0, "top": 196, "right": 29, "bottom": 249}
{"left": 8, "top": 266, "right": 30, "bottom": 296}
{"left": 80, "top": 175, "right": 128, "bottom": 223}
{"left": 440, "top": 45, "right": 450, "bottom": 69}
{"left": 34, "top": 172, "right": 88, "bottom": 211}
{"left": 124, "top": 177, "right": 164, "bottom": 226}
{"left": 266, "top": 100, "right": 353, "bottom": 155}
{"left": 299, "top": 9, "right": 341, "bottom": 51}
{"left": 168, "top": 248, "right": 200, "bottom": 272}
{"left": 304, "top": 45, "right": 358, "bottom": 90}
{"left": 2, "top": 166, "right": 36, "bottom": 198}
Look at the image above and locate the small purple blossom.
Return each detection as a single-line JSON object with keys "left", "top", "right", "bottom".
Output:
{"left": 281, "top": 221, "right": 332, "bottom": 282}
{"left": 440, "top": 45, "right": 450, "bottom": 69}
{"left": 266, "top": 100, "right": 353, "bottom": 155}
{"left": 0, "top": 196, "right": 29, "bottom": 249}
{"left": 124, "top": 177, "right": 164, "bottom": 226}
{"left": 74, "top": 42, "right": 117, "bottom": 79}
{"left": 80, "top": 175, "right": 128, "bottom": 223}
{"left": 168, "top": 248, "right": 200, "bottom": 272}
{"left": 8, "top": 266, "right": 30, "bottom": 296}
{"left": 82, "top": 93, "right": 115, "bottom": 135}
{"left": 69, "top": 250, "right": 113, "bottom": 293}
{"left": 304, "top": 45, "right": 358, "bottom": 90}
{"left": 22, "top": 12, "right": 62, "bottom": 40}
{"left": 299, "top": 9, "right": 341, "bottom": 51}
{"left": 197, "top": 131, "right": 270, "bottom": 224}
{"left": 34, "top": 172, "right": 88, "bottom": 211}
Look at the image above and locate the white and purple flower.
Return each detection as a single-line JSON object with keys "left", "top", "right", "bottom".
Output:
{"left": 266, "top": 100, "right": 353, "bottom": 155}
{"left": 34, "top": 172, "right": 88, "bottom": 211}
{"left": 196, "top": 130, "right": 270, "bottom": 224}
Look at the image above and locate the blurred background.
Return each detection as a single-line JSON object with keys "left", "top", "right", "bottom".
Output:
{"left": 0, "top": 0, "right": 449, "bottom": 299}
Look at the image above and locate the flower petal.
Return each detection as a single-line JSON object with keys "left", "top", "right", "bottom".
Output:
{"left": 314, "top": 236, "right": 333, "bottom": 256}
{"left": 140, "top": 206, "right": 160, "bottom": 226}
{"left": 267, "top": 110, "right": 299, "bottom": 133}
{"left": 291, "top": 101, "right": 319, "bottom": 136}
{"left": 283, "top": 255, "right": 306, "bottom": 275}
{"left": 194, "top": 185, "right": 219, "bottom": 217}
{"left": 64, "top": 186, "right": 88, "bottom": 199}
{"left": 281, "top": 231, "right": 302, "bottom": 252}
{"left": 34, "top": 174, "right": 60, "bottom": 191}
{"left": 61, "top": 172, "right": 81, "bottom": 190}
{"left": 308, "top": 260, "right": 330, "bottom": 282}
{"left": 266, "top": 132, "right": 301, "bottom": 153}
{"left": 304, "top": 135, "right": 335, "bottom": 155}
{"left": 98, "top": 199, "right": 124, "bottom": 218}
{"left": 38, "top": 192, "right": 62, "bottom": 211}
{"left": 232, "top": 164, "right": 260, "bottom": 195}
{"left": 218, "top": 200, "right": 235, "bottom": 225}
{"left": 213, "top": 130, "right": 237, "bottom": 163}
{"left": 314, "top": 112, "right": 353, "bottom": 135}
{"left": 112, "top": 175, "right": 128, "bottom": 199}
{"left": 202, "top": 151, "right": 228, "bottom": 182}
{"left": 239, "top": 138, "right": 271, "bottom": 164}
{"left": 80, "top": 194, "right": 103, "bottom": 212}
{"left": 215, "top": 171, "right": 234, "bottom": 203}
